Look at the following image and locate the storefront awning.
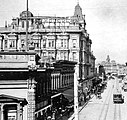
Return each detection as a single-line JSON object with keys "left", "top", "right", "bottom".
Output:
{"left": 62, "top": 88, "right": 74, "bottom": 102}
{"left": 51, "top": 93, "right": 61, "bottom": 99}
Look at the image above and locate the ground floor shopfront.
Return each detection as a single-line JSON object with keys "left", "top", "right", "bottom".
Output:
{"left": 34, "top": 60, "right": 76, "bottom": 120}
{"left": 35, "top": 88, "right": 74, "bottom": 120}
{"left": 78, "top": 77, "right": 97, "bottom": 105}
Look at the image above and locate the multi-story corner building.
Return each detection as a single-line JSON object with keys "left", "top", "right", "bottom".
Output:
{"left": 0, "top": 2, "right": 96, "bottom": 119}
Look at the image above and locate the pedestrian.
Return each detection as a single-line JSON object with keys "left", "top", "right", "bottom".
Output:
{"left": 95, "top": 90, "right": 98, "bottom": 99}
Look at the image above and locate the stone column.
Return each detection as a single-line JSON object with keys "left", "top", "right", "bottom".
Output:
{"left": 57, "top": 75, "right": 60, "bottom": 89}
{"left": 51, "top": 75, "right": 53, "bottom": 90}
{"left": 1, "top": 104, "right": 4, "bottom": 120}
{"left": 20, "top": 105, "right": 23, "bottom": 120}
{"left": 17, "top": 103, "right": 21, "bottom": 120}
{"left": 0, "top": 36, "right": 3, "bottom": 51}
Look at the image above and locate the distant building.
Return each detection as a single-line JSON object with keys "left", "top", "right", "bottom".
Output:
{"left": 100, "top": 55, "right": 117, "bottom": 74}
{"left": 117, "top": 64, "right": 127, "bottom": 75}
{"left": 99, "top": 55, "right": 127, "bottom": 76}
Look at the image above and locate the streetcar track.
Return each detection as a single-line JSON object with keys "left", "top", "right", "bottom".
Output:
{"left": 119, "top": 104, "right": 121, "bottom": 120}
{"left": 113, "top": 104, "right": 116, "bottom": 120}
{"left": 98, "top": 82, "right": 114, "bottom": 120}
{"left": 113, "top": 78, "right": 122, "bottom": 120}
{"left": 103, "top": 84, "right": 114, "bottom": 120}
{"left": 113, "top": 104, "right": 121, "bottom": 120}
{"left": 98, "top": 88, "right": 110, "bottom": 120}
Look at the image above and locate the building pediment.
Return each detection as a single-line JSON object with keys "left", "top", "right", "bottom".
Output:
{"left": 0, "top": 94, "right": 28, "bottom": 105}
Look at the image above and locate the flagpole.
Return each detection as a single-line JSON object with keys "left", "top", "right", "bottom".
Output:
{"left": 26, "top": 0, "right": 28, "bottom": 51}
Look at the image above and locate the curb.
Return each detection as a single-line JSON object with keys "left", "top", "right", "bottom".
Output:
{"left": 68, "top": 94, "right": 95, "bottom": 120}
{"left": 79, "top": 94, "right": 94, "bottom": 113}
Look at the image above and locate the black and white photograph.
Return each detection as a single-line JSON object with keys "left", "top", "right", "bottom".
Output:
{"left": 0, "top": 0, "right": 127, "bottom": 120}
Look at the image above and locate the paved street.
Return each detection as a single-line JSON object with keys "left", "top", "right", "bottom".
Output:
{"left": 78, "top": 78, "right": 127, "bottom": 120}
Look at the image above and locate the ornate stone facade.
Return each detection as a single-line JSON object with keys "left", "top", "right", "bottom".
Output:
{"left": 0, "top": 3, "right": 96, "bottom": 84}
{"left": 0, "top": 2, "right": 96, "bottom": 120}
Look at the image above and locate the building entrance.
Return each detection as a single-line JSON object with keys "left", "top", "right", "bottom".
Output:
{"left": 0, "top": 94, "right": 27, "bottom": 120}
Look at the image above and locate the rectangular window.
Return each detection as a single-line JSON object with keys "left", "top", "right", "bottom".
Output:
{"left": 52, "top": 52, "right": 55, "bottom": 58}
{"left": 43, "top": 40, "right": 46, "bottom": 48}
{"left": 30, "top": 55, "right": 34, "bottom": 61}
{"left": 72, "top": 39, "right": 76, "bottom": 48}
{"left": 48, "top": 52, "right": 51, "bottom": 56}
{"left": 4, "top": 40, "right": 8, "bottom": 48}
{"left": 34, "top": 43, "right": 39, "bottom": 48}
{"left": 22, "top": 21, "right": 24, "bottom": 28}
{"left": 64, "top": 52, "right": 68, "bottom": 60}
{"left": 9, "top": 40, "right": 16, "bottom": 49}
{"left": 34, "top": 40, "right": 39, "bottom": 49}
{"left": 72, "top": 52, "right": 76, "bottom": 61}
{"left": 48, "top": 39, "right": 54, "bottom": 48}
{"left": 49, "top": 41, "right": 51, "bottom": 47}
{"left": 61, "top": 39, "right": 63, "bottom": 47}
{"left": 64, "top": 40, "right": 67, "bottom": 48}
{"left": 52, "top": 40, "right": 54, "bottom": 47}
{"left": 21, "top": 39, "right": 25, "bottom": 49}
{"left": 60, "top": 52, "right": 64, "bottom": 60}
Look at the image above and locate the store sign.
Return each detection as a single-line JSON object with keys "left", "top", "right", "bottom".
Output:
{"left": 0, "top": 54, "right": 30, "bottom": 68}
{"left": 0, "top": 55, "right": 27, "bottom": 62}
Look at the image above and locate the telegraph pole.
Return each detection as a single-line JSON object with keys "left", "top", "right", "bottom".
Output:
{"left": 26, "top": 0, "right": 28, "bottom": 51}
{"left": 74, "top": 66, "right": 79, "bottom": 120}
{"left": 54, "top": 15, "right": 57, "bottom": 60}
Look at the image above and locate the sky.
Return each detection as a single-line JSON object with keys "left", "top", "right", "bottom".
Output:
{"left": 0, "top": 0, "right": 127, "bottom": 64}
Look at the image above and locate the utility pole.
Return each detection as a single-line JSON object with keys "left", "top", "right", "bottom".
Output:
{"left": 26, "top": 0, "right": 28, "bottom": 51}
{"left": 74, "top": 66, "right": 79, "bottom": 120}
{"left": 54, "top": 16, "right": 57, "bottom": 60}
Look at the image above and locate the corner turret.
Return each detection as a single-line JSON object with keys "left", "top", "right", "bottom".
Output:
{"left": 74, "top": 2, "right": 83, "bottom": 21}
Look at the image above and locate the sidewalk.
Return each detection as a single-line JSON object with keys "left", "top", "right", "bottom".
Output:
{"left": 68, "top": 94, "right": 95, "bottom": 120}
{"left": 68, "top": 86, "right": 108, "bottom": 120}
